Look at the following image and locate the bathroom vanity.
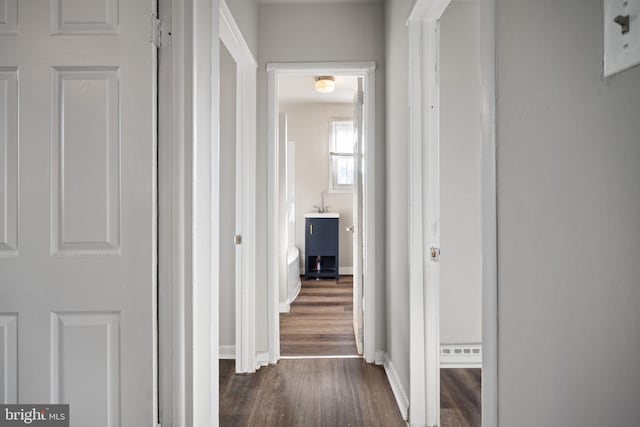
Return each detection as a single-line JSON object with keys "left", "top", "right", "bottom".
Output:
{"left": 304, "top": 213, "right": 339, "bottom": 280}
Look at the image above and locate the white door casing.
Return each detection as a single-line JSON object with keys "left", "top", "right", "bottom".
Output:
{"left": 0, "top": 1, "right": 157, "bottom": 426}
{"left": 352, "top": 77, "right": 364, "bottom": 355}
{"left": 266, "top": 62, "right": 377, "bottom": 364}
{"left": 407, "top": 0, "right": 498, "bottom": 426}
{"left": 220, "top": 0, "right": 258, "bottom": 374}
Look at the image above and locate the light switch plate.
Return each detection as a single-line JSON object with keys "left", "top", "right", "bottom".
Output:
{"left": 604, "top": 0, "right": 640, "bottom": 77}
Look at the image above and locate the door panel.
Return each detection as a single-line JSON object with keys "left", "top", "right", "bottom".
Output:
{"left": 0, "top": 1, "right": 156, "bottom": 425}
{"left": 0, "top": 69, "right": 18, "bottom": 255}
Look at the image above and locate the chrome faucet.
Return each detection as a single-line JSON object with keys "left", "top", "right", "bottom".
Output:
{"left": 313, "top": 191, "right": 330, "bottom": 213}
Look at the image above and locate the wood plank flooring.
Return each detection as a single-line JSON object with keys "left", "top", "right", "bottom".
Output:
{"left": 441, "top": 368, "right": 482, "bottom": 427}
{"left": 219, "top": 275, "right": 481, "bottom": 426}
{"left": 219, "top": 359, "right": 406, "bottom": 427}
{"left": 219, "top": 361, "right": 481, "bottom": 427}
{"left": 280, "top": 276, "right": 358, "bottom": 356}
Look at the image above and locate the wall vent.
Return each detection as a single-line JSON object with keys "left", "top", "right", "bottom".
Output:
{"left": 440, "top": 343, "right": 482, "bottom": 368}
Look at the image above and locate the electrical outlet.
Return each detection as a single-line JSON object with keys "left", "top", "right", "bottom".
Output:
{"left": 604, "top": 0, "right": 640, "bottom": 77}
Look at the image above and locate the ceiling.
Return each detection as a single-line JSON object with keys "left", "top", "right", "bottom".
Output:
{"left": 278, "top": 75, "right": 358, "bottom": 105}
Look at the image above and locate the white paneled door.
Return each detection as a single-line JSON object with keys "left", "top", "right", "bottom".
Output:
{"left": 0, "top": 1, "right": 157, "bottom": 426}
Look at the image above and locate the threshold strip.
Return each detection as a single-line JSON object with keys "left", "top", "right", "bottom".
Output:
{"left": 279, "top": 355, "right": 362, "bottom": 360}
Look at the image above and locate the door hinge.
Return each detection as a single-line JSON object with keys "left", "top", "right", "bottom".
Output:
{"left": 150, "top": 13, "right": 171, "bottom": 48}
{"left": 357, "top": 90, "right": 364, "bottom": 105}
{"left": 430, "top": 247, "right": 440, "bottom": 262}
{"left": 235, "top": 235, "right": 242, "bottom": 245}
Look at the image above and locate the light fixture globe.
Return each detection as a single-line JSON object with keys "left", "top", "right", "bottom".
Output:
{"left": 315, "top": 76, "right": 335, "bottom": 93}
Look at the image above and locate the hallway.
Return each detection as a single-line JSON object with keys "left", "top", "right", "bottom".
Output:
{"left": 280, "top": 276, "right": 358, "bottom": 356}
{"left": 219, "top": 358, "right": 405, "bottom": 427}
{"left": 219, "top": 360, "right": 481, "bottom": 427}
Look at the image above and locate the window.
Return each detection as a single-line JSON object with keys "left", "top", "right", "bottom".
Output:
{"left": 329, "top": 119, "right": 354, "bottom": 193}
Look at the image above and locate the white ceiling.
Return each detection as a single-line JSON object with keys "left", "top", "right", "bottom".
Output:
{"left": 278, "top": 75, "right": 358, "bottom": 104}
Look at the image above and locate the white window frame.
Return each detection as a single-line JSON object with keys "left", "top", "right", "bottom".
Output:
{"left": 328, "top": 118, "right": 354, "bottom": 193}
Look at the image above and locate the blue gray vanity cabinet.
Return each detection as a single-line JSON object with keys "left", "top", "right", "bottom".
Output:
{"left": 305, "top": 217, "right": 339, "bottom": 280}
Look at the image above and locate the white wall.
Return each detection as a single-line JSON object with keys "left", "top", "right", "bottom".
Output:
{"left": 280, "top": 102, "right": 354, "bottom": 272}
{"left": 384, "top": 0, "right": 413, "bottom": 399}
{"left": 439, "top": 2, "right": 482, "bottom": 344}
{"left": 497, "top": 0, "right": 640, "bottom": 425}
{"left": 219, "top": 42, "right": 237, "bottom": 347}
{"left": 257, "top": 3, "right": 386, "bottom": 353}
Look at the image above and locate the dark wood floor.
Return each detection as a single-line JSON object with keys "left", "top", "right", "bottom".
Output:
{"left": 280, "top": 276, "right": 358, "bottom": 356}
{"left": 220, "top": 275, "right": 481, "bottom": 426}
{"left": 441, "top": 368, "right": 482, "bottom": 427}
{"left": 219, "top": 359, "right": 406, "bottom": 427}
{"left": 219, "top": 360, "right": 481, "bottom": 427}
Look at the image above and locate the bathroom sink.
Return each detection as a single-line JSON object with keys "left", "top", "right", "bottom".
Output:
{"left": 304, "top": 212, "right": 340, "bottom": 218}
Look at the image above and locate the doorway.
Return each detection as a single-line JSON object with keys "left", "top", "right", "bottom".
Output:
{"left": 217, "top": 2, "right": 258, "bottom": 375}
{"left": 276, "top": 75, "right": 362, "bottom": 357}
{"left": 266, "top": 62, "right": 378, "bottom": 364}
{"left": 407, "top": 0, "right": 497, "bottom": 426}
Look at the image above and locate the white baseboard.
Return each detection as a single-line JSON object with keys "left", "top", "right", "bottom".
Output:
{"left": 383, "top": 353, "right": 409, "bottom": 420}
{"left": 339, "top": 266, "right": 353, "bottom": 275}
{"left": 440, "top": 343, "right": 482, "bottom": 368}
{"left": 279, "top": 302, "right": 290, "bottom": 313}
{"left": 255, "top": 352, "right": 270, "bottom": 370}
{"left": 279, "top": 278, "right": 302, "bottom": 313}
{"left": 219, "top": 345, "right": 236, "bottom": 360}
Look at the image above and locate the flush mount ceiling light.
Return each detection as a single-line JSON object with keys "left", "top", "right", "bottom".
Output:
{"left": 315, "top": 76, "right": 335, "bottom": 93}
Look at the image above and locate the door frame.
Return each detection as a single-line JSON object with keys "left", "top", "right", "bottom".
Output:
{"left": 266, "top": 62, "right": 378, "bottom": 364}
{"left": 407, "top": 0, "right": 498, "bottom": 426}
{"left": 219, "top": 0, "right": 258, "bottom": 374}
{"left": 158, "top": 0, "right": 258, "bottom": 424}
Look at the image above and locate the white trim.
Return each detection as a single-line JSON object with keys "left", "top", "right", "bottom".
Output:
{"left": 219, "top": 345, "right": 237, "bottom": 360}
{"left": 362, "top": 68, "right": 377, "bottom": 364}
{"left": 408, "top": 0, "right": 451, "bottom": 21}
{"left": 255, "top": 352, "right": 270, "bottom": 370}
{"left": 408, "top": 0, "right": 498, "bottom": 426}
{"left": 480, "top": 0, "right": 498, "bottom": 424}
{"left": 279, "top": 302, "right": 290, "bottom": 313}
{"left": 267, "top": 62, "right": 376, "bottom": 73}
{"left": 339, "top": 266, "right": 353, "bottom": 275}
{"left": 220, "top": 0, "right": 258, "bottom": 375}
{"left": 407, "top": 18, "right": 428, "bottom": 427}
{"left": 279, "top": 276, "right": 302, "bottom": 313}
{"left": 267, "top": 61, "right": 378, "bottom": 366}
{"left": 267, "top": 69, "right": 281, "bottom": 364}
{"left": 280, "top": 355, "right": 363, "bottom": 360}
{"left": 374, "top": 350, "right": 385, "bottom": 366}
{"left": 383, "top": 353, "right": 409, "bottom": 421}
{"left": 440, "top": 343, "right": 482, "bottom": 368}
{"left": 408, "top": 16, "right": 442, "bottom": 427}
{"left": 190, "top": 1, "right": 220, "bottom": 427}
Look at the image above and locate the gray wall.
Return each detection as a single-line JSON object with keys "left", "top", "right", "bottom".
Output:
{"left": 384, "top": 0, "right": 413, "bottom": 399}
{"left": 440, "top": 2, "right": 482, "bottom": 344}
{"left": 257, "top": 3, "right": 387, "bottom": 353}
{"left": 219, "top": 42, "right": 237, "bottom": 347}
{"left": 497, "top": 0, "right": 640, "bottom": 425}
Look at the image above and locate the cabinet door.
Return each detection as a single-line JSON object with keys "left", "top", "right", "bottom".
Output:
{"left": 308, "top": 219, "right": 338, "bottom": 255}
